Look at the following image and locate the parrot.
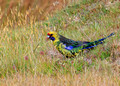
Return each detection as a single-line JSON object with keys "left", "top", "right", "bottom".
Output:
{"left": 47, "top": 31, "right": 114, "bottom": 58}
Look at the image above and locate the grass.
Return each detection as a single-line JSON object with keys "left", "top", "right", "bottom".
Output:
{"left": 0, "top": 69, "right": 120, "bottom": 86}
{"left": 0, "top": 0, "right": 120, "bottom": 85}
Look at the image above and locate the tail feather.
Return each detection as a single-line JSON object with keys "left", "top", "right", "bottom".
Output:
{"left": 82, "top": 33, "right": 114, "bottom": 50}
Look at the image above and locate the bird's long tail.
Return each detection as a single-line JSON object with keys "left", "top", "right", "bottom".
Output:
{"left": 82, "top": 33, "right": 114, "bottom": 50}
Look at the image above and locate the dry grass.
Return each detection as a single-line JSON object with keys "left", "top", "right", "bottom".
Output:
{"left": 0, "top": 69, "right": 120, "bottom": 86}
{"left": 0, "top": 0, "right": 70, "bottom": 25}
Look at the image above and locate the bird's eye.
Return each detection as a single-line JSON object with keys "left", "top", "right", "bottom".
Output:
{"left": 50, "top": 34, "right": 53, "bottom": 36}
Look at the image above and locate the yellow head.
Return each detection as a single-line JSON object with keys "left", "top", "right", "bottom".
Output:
{"left": 47, "top": 31, "right": 59, "bottom": 43}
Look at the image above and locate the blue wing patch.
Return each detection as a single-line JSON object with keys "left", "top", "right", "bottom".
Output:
{"left": 64, "top": 44, "right": 82, "bottom": 50}
{"left": 64, "top": 44, "right": 74, "bottom": 50}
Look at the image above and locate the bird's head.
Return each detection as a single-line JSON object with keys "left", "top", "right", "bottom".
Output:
{"left": 47, "top": 31, "right": 59, "bottom": 41}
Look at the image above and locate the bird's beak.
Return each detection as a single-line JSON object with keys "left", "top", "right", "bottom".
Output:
{"left": 46, "top": 35, "right": 50, "bottom": 40}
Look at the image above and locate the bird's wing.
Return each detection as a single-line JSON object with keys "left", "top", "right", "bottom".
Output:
{"left": 59, "top": 34, "right": 90, "bottom": 50}
{"left": 59, "top": 32, "right": 114, "bottom": 51}
{"left": 63, "top": 41, "right": 90, "bottom": 50}
{"left": 59, "top": 35, "right": 77, "bottom": 46}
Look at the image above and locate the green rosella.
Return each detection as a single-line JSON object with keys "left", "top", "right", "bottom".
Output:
{"left": 47, "top": 31, "right": 114, "bottom": 58}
